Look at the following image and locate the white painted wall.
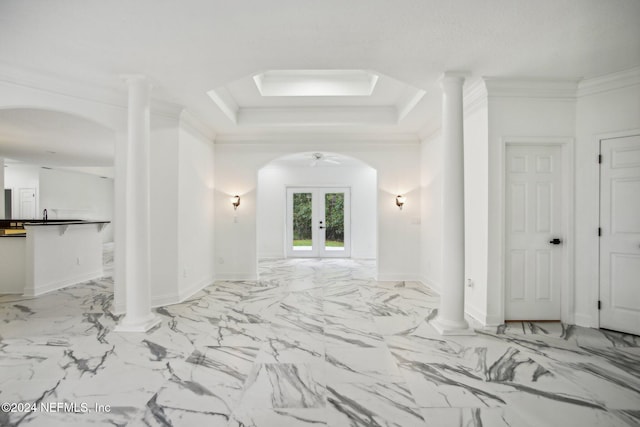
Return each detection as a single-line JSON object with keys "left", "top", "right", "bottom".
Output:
{"left": 215, "top": 140, "right": 421, "bottom": 281}
{"left": 257, "top": 164, "right": 377, "bottom": 259}
{"left": 148, "top": 121, "right": 180, "bottom": 306}
{"left": 420, "top": 131, "right": 443, "bottom": 293}
{"left": 485, "top": 86, "right": 577, "bottom": 326}
{"left": 177, "top": 124, "right": 216, "bottom": 299}
{"left": 39, "top": 168, "right": 114, "bottom": 242}
{"left": 574, "top": 67, "right": 640, "bottom": 327}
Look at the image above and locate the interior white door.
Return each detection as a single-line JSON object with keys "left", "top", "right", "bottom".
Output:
{"left": 19, "top": 188, "right": 36, "bottom": 219}
{"left": 286, "top": 187, "right": 350, "bottom": 258}
{"left": 505, "top": 145, "right": 563, "bottom": 320}
{"left": 599, "top": 134, "right": 640, "bottom": 335}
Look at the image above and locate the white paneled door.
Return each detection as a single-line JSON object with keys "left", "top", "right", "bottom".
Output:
{"left": 505, "top": 145, "right": 564, "bottom": 320}
{"left": 286, "top": 187, "right": 351, "bottom": 258}
{"left": 599, "top": 134, "right": 640, "bottom": 335}
{"left": 19, "top": 188, "right": 36, "bottom": 219}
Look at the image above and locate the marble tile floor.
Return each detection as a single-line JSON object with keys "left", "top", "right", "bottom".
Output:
{"left": 1, "top": 258, "right": 639, "bottom": 426}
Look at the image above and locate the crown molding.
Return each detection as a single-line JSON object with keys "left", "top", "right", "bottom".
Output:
{"left": 180, "top": 110, "right": 217, "bottom": 141}
{"left": 0, "top": 62, "right": 185, "bottom": 119}
{"left": 483, "top": 77, "right": 579, "bottom": 99}
{"left": 577, "top": 66, "right": 640, "bottom": 98}
{"left": 237, "top": 106, "right": 398, "bottom": 127}
{"left": 0, "top": 62, "right": 126, "bottom": 108}
{"left": 464, "top": 78, "right": 488, "bottom": 115}
{"left": 214, "top": 132, "right": 420, "bottom": 145}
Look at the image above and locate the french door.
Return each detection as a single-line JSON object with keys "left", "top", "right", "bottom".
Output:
{"left": 286, "top": 187, "right": 351, "bottom": 258}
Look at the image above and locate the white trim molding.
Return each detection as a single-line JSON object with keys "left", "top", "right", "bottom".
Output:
{"left": 484, "top": 77, "right": 579, "bottom": 99}
{"left": 578, "top": 66, "right": 640, "bottom": 98}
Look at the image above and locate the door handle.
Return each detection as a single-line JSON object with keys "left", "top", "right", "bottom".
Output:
{"left": 549, "top": 238, "right": 562, "bottom": 245}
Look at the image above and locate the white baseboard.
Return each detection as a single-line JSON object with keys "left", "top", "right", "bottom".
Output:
{"left": 25, "top": 270, "right": 103, "bottom": 297}
{"left": 151, "top": 292, "right": 180, "bottom": 308}
{"left": 178, "top": 276, "right": 214, "bottom": 302}
{"left": 214, "top": 273, "right": 258, "bottom": 281}
{"left": 574, "top": 312, "right": 596, "bottom": 328}
{"left": 418, "top": 275, "right": 441, "bottom": 294}
{"left": 377, "top": 273, "right": 421, "bottom": 282}
{"left": 465, "top": 304, "right": 487, "bottom": 326}
{"left": 483, "top": 314, "right": 504, "bottom": 327}
{"left": 257, "top": 252, "right": 284, "bottom": 259}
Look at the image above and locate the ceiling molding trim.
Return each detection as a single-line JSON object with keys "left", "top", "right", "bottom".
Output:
{"left": 464, "top": 79, "right": 488, "bottom": 115}
{"left": 0, "top": 62, "right": 127, "bottom": 109}
{"left": 577, "top": 66, "right": 640, "bottom": 98}
{"left": 483, "top": 77, "right": 579, "bottom": 99}
{"left": 397, "top": 88, "right": 426, "bottom": 122}
{"left": 214, "top": 132, "right": 420, "bottom": 145}
{"left": 206, "top": 87, "right": 238, "bottom": 124}
{"left": 180, "top": 110, "right": 217, "bottom": 141}
{"left": 149, "top": 99, "right": 183, "bottom": 120}
{"left": 237, "top": 106, "right": 397, "bottom": 127}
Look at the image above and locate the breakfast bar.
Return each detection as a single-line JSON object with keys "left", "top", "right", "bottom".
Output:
{"left": 0, "top": 219, "right": 110, "bottom": 296}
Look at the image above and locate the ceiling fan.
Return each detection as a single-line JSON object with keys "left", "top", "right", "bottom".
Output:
{"left": 310, "top": 152, "right": 341, "bottom": 167}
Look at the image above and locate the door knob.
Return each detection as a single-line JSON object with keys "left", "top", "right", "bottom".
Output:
{"left": 549, "top": 238, "right": 562, "bottom": 245}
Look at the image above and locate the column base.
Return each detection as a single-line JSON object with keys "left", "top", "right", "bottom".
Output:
{"left": 115, "top": 312, "right": 161, "bottom": 333}
{"left": 431, "top": 316, "right": 475, "bottom": 336}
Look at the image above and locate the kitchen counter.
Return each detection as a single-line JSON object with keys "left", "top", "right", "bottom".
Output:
{"left": 0, "top": 220, "right": 110, "bottom": 295}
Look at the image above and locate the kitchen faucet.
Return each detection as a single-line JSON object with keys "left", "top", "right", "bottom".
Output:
{"left": 43, "top": 209, "right": 48, "bottom": 221}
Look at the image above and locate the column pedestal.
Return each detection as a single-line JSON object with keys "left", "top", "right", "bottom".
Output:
{"left": 431, "top": 72, "right": 474, "bottom": 336}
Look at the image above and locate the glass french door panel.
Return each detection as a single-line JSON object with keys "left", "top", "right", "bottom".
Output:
{"left": 324, "top": 192, "right": 345, "bottom": 251}
{"left": 292, "top": 192, "right": 313, "bottom": 252}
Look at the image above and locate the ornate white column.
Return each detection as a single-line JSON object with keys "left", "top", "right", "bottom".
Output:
{"left": 432, "top": 72, "right": 474, "bottom": 335}
{"left": 115, "top": 75, "right": 160, "bottom": 332}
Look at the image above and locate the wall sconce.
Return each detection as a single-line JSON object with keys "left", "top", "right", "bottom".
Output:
{"left": 231, "top": 195, "right": 241, "bottom": 210}
{"left": 396, "top": 195, "right": 406, "bottom": 210}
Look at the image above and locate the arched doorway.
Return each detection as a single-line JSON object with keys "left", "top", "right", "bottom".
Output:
{"left": 256, "top": 151, "right": 378, "bottom": 274}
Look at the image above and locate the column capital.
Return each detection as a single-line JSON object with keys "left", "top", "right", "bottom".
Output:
{"left": 439, "top": 71, "right": 469, "bottom": 88}
{"left": 120, "top": 74, "right": 152, "bottom": 89}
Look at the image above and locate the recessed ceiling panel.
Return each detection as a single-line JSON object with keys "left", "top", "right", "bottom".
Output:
{"left": 253, "top": 70, "right": 378, "bottom": 97}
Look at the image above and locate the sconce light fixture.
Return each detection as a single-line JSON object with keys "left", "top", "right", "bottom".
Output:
{"left": 231, "top": 195, "right": 241, "bottom": 210}
{"left": 396, "top": 195, "right": 406, "bottom": 210}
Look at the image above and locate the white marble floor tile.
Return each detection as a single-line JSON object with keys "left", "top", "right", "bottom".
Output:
{"left": 419, "top": 407, "right": 532, "bottom": 427}
{"left": 326, "top": 382, "right": 426, "bottom": 427}
{"left": 239, "top": 363, "right": 325, "bottom": 409}
{"left": 229, "top": 408, "right": 326, "bottom": 427}
{"left": 2, "top": 258, "right": 640, "bottom": 426}
{"left": 325, "top": 346, "right": 403, "bottom": 384}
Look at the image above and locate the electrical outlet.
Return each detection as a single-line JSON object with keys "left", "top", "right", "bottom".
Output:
{"left": 466, "top": 278, "right": 474, "bottom": 288}
{"left": 76, "top": 256, "right": 81, "bottom": 265}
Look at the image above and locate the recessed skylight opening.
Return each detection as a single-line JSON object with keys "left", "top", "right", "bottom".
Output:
{"left": 253, "top": 70, "right": 379, "bottom": 97}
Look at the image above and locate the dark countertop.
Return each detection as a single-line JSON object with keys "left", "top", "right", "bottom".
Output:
{"left": 23, "top": 220, "right": 110, "bottom": 227}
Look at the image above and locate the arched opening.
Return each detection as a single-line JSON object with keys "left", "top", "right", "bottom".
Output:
{"left": 256, "top": 151, "right": 378, "bottom": 277}
{"left": 0, "top": 107, "right": 116, "bottom": 295}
